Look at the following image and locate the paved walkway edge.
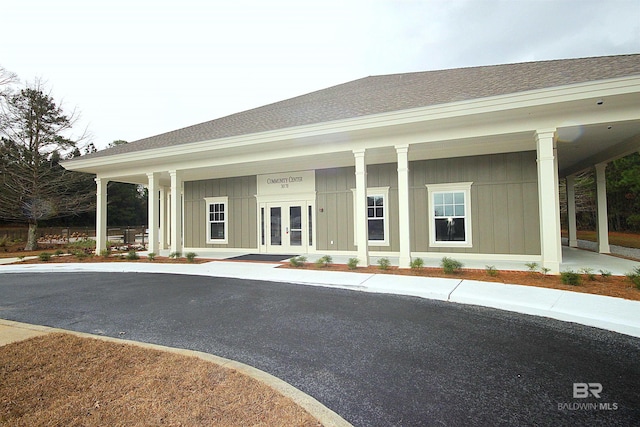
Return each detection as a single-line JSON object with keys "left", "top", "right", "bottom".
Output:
{"left": 0, "top": 318, "right": 352, "bottom": 427}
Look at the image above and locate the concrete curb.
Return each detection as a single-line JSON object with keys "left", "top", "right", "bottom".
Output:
{"left": 0, "top": 318, "right": 352, "bottom": 427}
{"left": 2, "top": 262, "right": 640, "bottom": 338}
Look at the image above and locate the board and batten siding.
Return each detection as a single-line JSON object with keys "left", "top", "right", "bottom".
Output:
{"left": 315, "top": 164, "right": 400, "bottom": 252}
{"left": 410, "top": 151, "right": 541, "bottom": 255}
{"left": 183, "top": 176, "right": 257, "bottom": 249}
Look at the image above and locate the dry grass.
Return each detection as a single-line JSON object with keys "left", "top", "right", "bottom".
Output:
{"left": 0, "top": 333, "right": 321, "bottom": 427}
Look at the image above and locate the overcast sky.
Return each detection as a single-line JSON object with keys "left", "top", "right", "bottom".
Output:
{"left": 3, "top": 0, "right": 639, "bottom": 150}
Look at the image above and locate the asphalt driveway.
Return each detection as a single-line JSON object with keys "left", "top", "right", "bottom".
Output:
{"left": 1, "top": 272, "right": 638, "bottom": 426}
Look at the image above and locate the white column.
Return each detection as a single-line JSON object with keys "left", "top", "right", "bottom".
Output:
{"left": 169, "top": 170, "right": 183, "bottom": 254}
{"left": 159, "top": 186, "right": 168, "bottom": 250}
{"left": 146, "top": 173, "right": 160, "bottom": 255}
{"left": 354, "top": 149, "right": 369, "bottom": 267}
{"left": 396, "top": 144, "right": 411, "bottom": 268}
{"left": 95, "top": 177, "right": 108, "bottom": 255}
{"left": 566, "top": 175, "right": 578, "bottom": 248}
{"left": 536, "top": 129, "right": 562, "bottom": 273}
{"left": 595, "top": 163, "right": 611, "bottom": 254}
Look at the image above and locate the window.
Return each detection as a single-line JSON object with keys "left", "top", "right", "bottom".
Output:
{"left": 352, "top": 186, "right": 390, "bottom": 246}
{"left": 427, "top": 183, "right": 472, "bottom": 248}
{"left": 204, "top": 197, "right": 228, "bottom": 244}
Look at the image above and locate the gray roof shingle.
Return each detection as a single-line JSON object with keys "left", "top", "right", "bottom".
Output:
{"left": 80, "top": 54, "right": 640, "bottom": 159}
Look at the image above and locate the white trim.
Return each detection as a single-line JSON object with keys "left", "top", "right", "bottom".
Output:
{"left": 351, "top": 186, "right": 390, "bottom": 247}
{"left": 426, "top": 182, "right": 473, "bottom": 248}
{"left": 204, "top": 196, "right": 229, "bottom": 244}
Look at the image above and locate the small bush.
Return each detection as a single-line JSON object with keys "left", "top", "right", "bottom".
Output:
{"left": 560, "top": 270, "right": 582, "bottom": 286}
{"left": 347, "top": 258, "right": 359, "bottom": 270}
{"left": 315, "top": 255, "right": 332, "bottom": 268}
{"left": 38, "top": 252, "right": 52, "bottom": 262}
{"left": 599, "top": 269, "right": 612, "bottom": 278}
{"left": 540, "top": 267, "right": 551, "bottom": 276}
{"left": 579, "top": 267, "right": 596, "bottom": 281}
{"left": 185, "top": 252, "right": 198, "bottom": 263}
{"left": 626, "top": 266, "right": 640, "bottom": 290}
{"left": 377, "top": 257, "right": 391, "bottom": 270}
{"left": 410, "top": 258, "right": 424, "bottom": 270}
{"left": 74, "top": 250, "right": 89, "bottom": 259}
{"left": 54, "top": 249, "right": 64, "bottom": 256}
{"left": 147, "top": 252, "right": 156, "bottom": 261}
{"left": 100, "top": 248, "right": 112, "bottom": 258}
{"left": 126, "top": 250, "right": 140, "bottom": 260}
{"left": 525, "top": 262, "right": 539, "bottom": 274}
{"left": 441, "top": 257, "right": 463, "bottom": 274}
{"left": 485, "top": 265, "right": 498, "bottom": 277}
{"left": 289, "top": 255, "right": 307, "bottom": 268}
{"left": 169, "top": 251, "right": 182, "bottom": 259}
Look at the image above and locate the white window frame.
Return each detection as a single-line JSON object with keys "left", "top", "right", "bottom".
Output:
{"left": 204, "top": 196, "right": 228, "bottom": 244}
{"left": 426, "top": 182, "right": 472, "bottom": 248}
{"left": 352, "top": 186, "right": 390, "bottom": 247}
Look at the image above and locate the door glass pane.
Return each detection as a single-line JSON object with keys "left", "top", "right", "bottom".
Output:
{"left": 270, "top": 207, "right": 281, "bottom": 245}
{"left": 308, "top": 205, "right": 313, "bottom": 246}
{"left": 290, "top": 206, "right": 302, "bottom": 246}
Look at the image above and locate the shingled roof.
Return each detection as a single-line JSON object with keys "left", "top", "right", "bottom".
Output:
{"left": 82, "top": 54, "right": 640, "bottom": 159}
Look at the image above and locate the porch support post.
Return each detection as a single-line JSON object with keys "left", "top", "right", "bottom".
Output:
{"left": 169, "top": 170, "right": 183, "bottom": 254}
{"left": 535, "top": 129, "right": 562, "bottom": 273}
{"left": 159, "top": 186, "right": 168, "bottom": 250}
{"left": 595, "top": 163, "right": 611, "bottom": 254}
{"left": 95, "top": 177, "right": 108, "bottom": 255}
{"left": 146, "top": 173, "right": 160, "bottom": 255}
{"left": 566, "top": 175, "right": 578, "bottom": 248}
{"left": 354, "top": 149, "right": 369, "bottom": 267}
{"left": 396, "top": 144, "right": 411, "bottom": 268}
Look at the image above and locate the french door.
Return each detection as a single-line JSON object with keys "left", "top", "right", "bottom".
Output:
{"left": 266, "top": 202, "right": 308, "bottom": 253}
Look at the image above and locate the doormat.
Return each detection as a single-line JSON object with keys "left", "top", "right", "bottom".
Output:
{"left": 226, "top": 254, "right": 296, "bottom": 262}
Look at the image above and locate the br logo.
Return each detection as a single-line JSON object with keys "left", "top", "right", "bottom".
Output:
{"left": 573, "top": 383, "right": 602, "bottom": 398}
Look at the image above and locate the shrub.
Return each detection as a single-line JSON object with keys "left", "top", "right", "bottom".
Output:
{"left": 599, "top": 269, "right": 612, "bottom": 278}
{"left": 347, "top": 257, "right": 359, "bottom": 270}
{"left": 525, "top": 262, "right": 539, "bottom": 274}
{"left": 289, "top": 255, "right": 307, "bottom": 268}
{"left": 126, "top": 250, "right": 140, "bottom": 260}
{"left": 169, "top": 251, "right": 182, "bottom": 259}
{"left": 560, "top": 270, "right": 581, "bottom": 286}
{"left": 441, "top": 257, "right": 463, "bottom": 274}
{"left": 540, "top": 267, "right": 551, "bottom": 276}
{"left": 377, "top": 257, "right": 391, "bottom": 270}
{"left": 410, "top": 258, "right": 424, "bottom": 270}
{"left": 485, "top": 265, "right": 498, "bottom": 277}
{"left": 626, "top": 266, "right": 640, "bottom": 290}
{"left": 147, "top": 252, "right": 156, "bottom": 261}
{"left": 315, "top": 255, "right": 332, "bottom": 268}
{"left": 38, "top": 252, "right": 52, "bottom": 262}
{"left": 100, "top": 248, "right": 111, "bottom": 258}
{"left": 185, "top": 252, "right": 198, "bottom": 263}
{"left": 74, "top": 250, "right": 89, "bottom": 259}
{"left": 579, "top": 267, "right": 596, "bottom": 281}
{"left": 54, "top": 249, "right": 64, "bottom": 256}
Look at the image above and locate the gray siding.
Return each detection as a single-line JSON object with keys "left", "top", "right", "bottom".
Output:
{"left": 315, "top": 168, "right": 356, "bottom": 251}
{"left": 410, "top": 151, "right": 540, "bottom": 255}
{"left": 315, "top": 164, "right": 400, "bottom": 252}
{"left": 184, "top": 176, "right": 257, "bottom": 249}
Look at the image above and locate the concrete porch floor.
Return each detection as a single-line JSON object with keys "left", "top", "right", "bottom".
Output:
{"left": 159, "top": 245, "right": 639, "bottom": 276}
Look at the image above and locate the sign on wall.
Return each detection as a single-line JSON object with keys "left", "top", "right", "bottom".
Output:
{"left": 257, "top": 170, "right": 315, "bottom": 196}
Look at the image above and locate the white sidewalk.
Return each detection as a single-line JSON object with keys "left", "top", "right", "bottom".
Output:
{"left": 2, "top": 259, "right": 639, "bottom": 338}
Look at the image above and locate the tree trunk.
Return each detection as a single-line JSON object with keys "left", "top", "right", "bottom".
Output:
{"left": 25, "top": 221, "right": 38, "bottom": 251}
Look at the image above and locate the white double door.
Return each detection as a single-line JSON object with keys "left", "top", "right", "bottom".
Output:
{"left": 266, "top": 202, "right": 308, "bottom": 253}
